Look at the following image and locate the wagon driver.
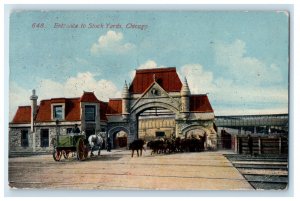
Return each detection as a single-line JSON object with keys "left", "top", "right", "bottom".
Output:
{"left": 72, "top": 124, "right": 80, "bottom": 134}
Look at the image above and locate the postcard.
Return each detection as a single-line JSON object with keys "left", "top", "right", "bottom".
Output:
{"left": 8, "top": 10, "right": 289, "bottom": 191}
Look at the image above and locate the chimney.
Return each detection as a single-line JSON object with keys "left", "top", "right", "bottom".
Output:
{"left": 30, "top": 89, "right": 38, "bottom": 132}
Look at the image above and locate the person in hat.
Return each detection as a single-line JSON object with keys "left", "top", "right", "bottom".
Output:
{"left": 72, "top": 124, "right": 80, "bottom": 134}
{"left": 107, "top": 137, "right": 112, "bottom": 152}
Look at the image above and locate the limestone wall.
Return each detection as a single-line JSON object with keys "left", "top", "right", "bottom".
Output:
{"left": 9, "top": 127, "right": 33, "bottom": 152}
{"left": 9, "top": 125, "right": 87, "bottom": 154}
{"left": 138, "top": 118, "right": 176, "bottom": 140}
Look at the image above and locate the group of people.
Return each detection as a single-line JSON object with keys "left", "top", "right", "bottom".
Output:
{"left": 70, "top": 124, "right": 112, "bottom": 152}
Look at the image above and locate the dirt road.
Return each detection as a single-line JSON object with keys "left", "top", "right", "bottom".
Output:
{"left": 8, "top": 150, "right": 253, "bottom": 190}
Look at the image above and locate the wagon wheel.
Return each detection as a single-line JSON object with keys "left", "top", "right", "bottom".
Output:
{"left": 76, "top": 138, "right": 86, "bottom": 161}
{"left": 53, "top": 148, "right": 62, "bottom": 161}
{"left": 62, "top": 150, "right": 70, "bottom": 159}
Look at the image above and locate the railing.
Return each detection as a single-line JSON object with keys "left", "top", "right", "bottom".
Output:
{"left": 215, "top": 114, "right": 288, "bottom": 127}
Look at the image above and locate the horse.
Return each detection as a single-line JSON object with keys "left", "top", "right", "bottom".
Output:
{"left": 129, "top": 139, "right": 145, "bottom": 157}
{"left": 88, "top": 134, "right": 104, "bottom": 156}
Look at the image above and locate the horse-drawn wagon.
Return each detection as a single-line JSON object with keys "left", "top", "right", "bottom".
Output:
{"left": 52, "top": 133, "right": 89, "bottom": 161}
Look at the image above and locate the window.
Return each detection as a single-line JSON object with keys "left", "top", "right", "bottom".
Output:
{"left": 40, "top": 129, "right": 49, "bottom": 147}
{"left": 156, "top": 131, "right": 165, "bottom": 138}
{"left": 21, "top": 130, "right": 29, "bottom": 147}
{"left": 85, "top": 105, "right": 95, "bottom": 122}
{"left": 53, "top": 105, "right": 63, "bottom": 120}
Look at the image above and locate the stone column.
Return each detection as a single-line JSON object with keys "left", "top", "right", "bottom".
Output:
{"left": 30, "top": 89, "right": 38, "bottom": 132}
{"left": 180, "top": 77, "right": 190, "bottom": 119}
{"left": 129, "top": 116, "right": 138, "bottom": 143}
{"left": 279, "top": 137, "right": 282, "bottom": 154}
{"left": 122, "top": 81, "right": 130, "bottom": 120}
{"left": 32, "top": 130, "right": 36, "bottom": 152}
{"left": 234, "top": 135, "right": 238, "bottom": 153}
{"left": 258, "top": 137, "right": 261, "bottom": 155}
{"left": 175, "top": 120, "right": 179, "bottom": 137}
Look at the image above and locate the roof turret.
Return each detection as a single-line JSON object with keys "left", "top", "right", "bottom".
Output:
{"left": 122, "top": 81, "right": 130, "bottom": 98}
{"left": 180, "top": 77, "right": 191, "bottom": 96}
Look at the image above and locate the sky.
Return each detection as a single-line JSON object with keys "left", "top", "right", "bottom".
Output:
{"left": 9, "top": 11, "right": 289, "bottom": 120}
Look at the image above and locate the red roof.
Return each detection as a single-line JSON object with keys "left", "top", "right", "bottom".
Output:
{"left": 80, "top": 91, "right": 99, "bottom": 102}
{"left": 12, "top": 106, "right": 31, "bottom": 124}
{"left": 99, "top": 101, "right": 108, "bottom": 121}
{"left": 50, "top": 98, "right": 66, "bottom": 103}
{"left": 64, "top": 98, "right": 81, "bottom": 121}
{"left": 189, "top": 95, "right": 214, "bottom": 113}
{"left": 106, "top": 99, "right": 122, "bottom": 115}
{"left": 129, "top": 67, "right": 182, "bottom": 94}
{"left": 35, "top": 100, "right": 51, "bottom": 122}
{"left": 35, "top": 98, "right": 81, "bottom": 122}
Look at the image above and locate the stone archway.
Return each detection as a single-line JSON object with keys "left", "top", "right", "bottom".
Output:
{"left": 182, "top": 125, "right": 209, "bottom": 150}
{"left": 182, "top": 125, "right": 217, "bottom": 150}
{"left": 108, "top": 126, "right": 130, "bottom": 149}
{"left": 130, "top": 101, "right": 180, "bottom": 141}
{"left": 182, "top": 125, "right": 208, "bottom": 137}
{"left": 131, "top": 101, "right": 180, "bottom": 117}
{"left": 186, "top": 128, "right": 206, "bottom": 139}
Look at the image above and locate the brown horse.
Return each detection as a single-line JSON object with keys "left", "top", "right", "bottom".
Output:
{"left": 129, "top": 139, "right": 145, "bottom": 157}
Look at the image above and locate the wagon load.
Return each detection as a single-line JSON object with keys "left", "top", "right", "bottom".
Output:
{"left": 52, "top": 133, "right": 89, "bottom": 161}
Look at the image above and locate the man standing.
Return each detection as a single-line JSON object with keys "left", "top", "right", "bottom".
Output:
{"left": 107, "top": 137, "right": 112, "bottom": 152}
{"left": 247, "top": 134, "right": 253, "bottom": 156}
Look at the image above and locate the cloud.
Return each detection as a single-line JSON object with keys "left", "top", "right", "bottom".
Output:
{"left": 90, "top": 31, "right": 135, "bottom": 55}
{"left": 180, "top": 64, "right": 215, "bottom": 94}
{"left": 212, "top": 79, "right": 288, "bottom": 104}
{"left": 129, "top": 59, "right": 287, "bottom": 116}
{"left": 9, "top": 82, "right": 32, "bottom": 121}
{"left": 214, "top": 39, "right": 283, "bottom": 85}
{"left": 137, "top": 60, "right": 164, "bottom": 69}
{"left": 179, "top": 62, "right": 288, "bottom": 115}
{"left": 9, "top": 72, "right": 121, "bottom": 121}
{"left": 130, "top": 60, "right": 165, "bottom": 79}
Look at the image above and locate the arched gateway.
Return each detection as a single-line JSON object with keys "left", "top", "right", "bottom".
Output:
{"left": 105, "top": 67, "right": 217, "bottom": 150}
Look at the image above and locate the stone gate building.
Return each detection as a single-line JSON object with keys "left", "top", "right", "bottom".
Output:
{"left": 9, "top": 67, "right": 217, "bottom": 155}
{"left": 106, "top": 67, "right": 217, "bottom": 149}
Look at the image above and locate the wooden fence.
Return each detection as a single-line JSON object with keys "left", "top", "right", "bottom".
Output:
{"left": 236, "top": 135, "right": 288, "bottom": 155}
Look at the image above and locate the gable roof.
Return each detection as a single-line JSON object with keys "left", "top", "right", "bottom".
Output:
{"left": 189, "top": 95, "right": 214, "bottom": 113}
{"left": 80, "top": 91, "right": 99, "bottom": 102}
{"left": 129, "top": 67, "right": 182, "bottom": 94}
{"left": 12, "top": 106, "right": 32, "bottom": 124}
{"left": 35, "top": 98, "right": 81, "bottom": 122}
{"left": 11, "top": 91, "right": 108, "bottom": 124}
{"left": 106, "top": 99, "right": 122, "bottom": 115}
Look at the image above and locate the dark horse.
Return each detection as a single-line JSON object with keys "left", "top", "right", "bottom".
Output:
{"left": 129, "top": 139, "right": 145, "bottom": 157}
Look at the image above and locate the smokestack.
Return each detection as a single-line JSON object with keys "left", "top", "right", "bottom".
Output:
{"left": 30, "top": 89, "right": 38, "bottom": 132}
